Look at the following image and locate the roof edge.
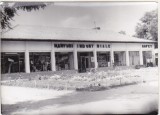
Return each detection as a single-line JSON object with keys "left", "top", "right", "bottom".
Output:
{"left": 1, "top": 38, "right": 156, "bottom": 43}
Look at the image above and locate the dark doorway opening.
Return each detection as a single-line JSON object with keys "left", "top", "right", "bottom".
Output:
{"left": 77, "top": 52, "right": 93, "bottom": 73}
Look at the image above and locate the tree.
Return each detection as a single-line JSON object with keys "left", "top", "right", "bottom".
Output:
{"left": 134, "top": 9, "right": 158, "bottom": 42}
{"left": 0, "top": 2, "right": 48, "bottom": 30}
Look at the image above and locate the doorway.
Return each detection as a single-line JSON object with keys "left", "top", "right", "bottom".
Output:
{"left": 78, "top": 52, "right": 93, "bottom": 72}
{"left": 80, "top": 56, "right": 89, "bottom": 72}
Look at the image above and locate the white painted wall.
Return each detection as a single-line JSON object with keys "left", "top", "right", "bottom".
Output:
{"left": 1, "top": 41, "right": 154, "bottom": 53}
{"left": 27, "top": 41, "right": 51, "bottom": 51}
{"left": 1, "top": 41, "right": 26, "bottom": 52}
{"left": 126, "top": 43, "right": 142, "bottom": 51}
{"left": 112, "top": 43, "right": 126, "bottom": 51}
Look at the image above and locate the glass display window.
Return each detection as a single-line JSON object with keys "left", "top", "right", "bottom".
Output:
{"left": 1, "top": 52, "right": 25, "bottom": 74}
{"left": 97, "top": 52, "right": 110, "bottom": 67}
{"left": 55, "top": 52, "right": 74, "bottom": 71}
{"left": 29, "top": 52, "right": 51, "bottom": 72}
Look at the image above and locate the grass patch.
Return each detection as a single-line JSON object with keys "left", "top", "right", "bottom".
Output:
{"left": 2, "top": 67, "right": 156, "bottom": 91}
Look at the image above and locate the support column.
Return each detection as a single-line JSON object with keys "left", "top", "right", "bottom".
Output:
{"left": 51, "top": 42, "right": 56, "bottom": 71}
{"left": 139, "top": 50, "right": 143, "bottom": 65}
{"left": 126, "top": 50, "right": 129, "bottom": 66}
{"left": 25, "top": 42, "right": 30, "bottom": 73}
{"left": 110, "top": 50, "right": 114, "bottom": 67}
{"left": 93, "top": 44, "right": 98, "bottom": 69}
{"left": 73, "top": 43, "right": 78, "bottom": 70}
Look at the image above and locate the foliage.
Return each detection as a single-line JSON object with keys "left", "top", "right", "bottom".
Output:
{"left": 134, "top": 9, "right": 158, "bottom": 42}
{"left": 0, "top": 2, "right": 47, "bottom": 29}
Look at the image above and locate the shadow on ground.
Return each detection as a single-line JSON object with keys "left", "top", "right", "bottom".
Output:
{"left": 2, "top": 83, "right": 158, "bottom": 115}
{"left": 2, "top": 90, "right": 116, "bottom": 114}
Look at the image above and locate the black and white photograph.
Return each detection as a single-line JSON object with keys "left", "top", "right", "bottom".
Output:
{"left": 0, "top": 1, "right": 158, "bottom": 115}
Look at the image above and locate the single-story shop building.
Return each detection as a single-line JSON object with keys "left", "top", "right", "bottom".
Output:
{"left": 1, "top": 25, "right": 156, "bottom": 74}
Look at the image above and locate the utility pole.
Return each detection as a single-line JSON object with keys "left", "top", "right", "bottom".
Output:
{"left": 93, "top": 20, "right": 97, "bottom": 33}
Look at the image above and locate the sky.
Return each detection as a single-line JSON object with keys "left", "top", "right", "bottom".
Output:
{"left": 12, "top": 2, "right": 157, "bottom": 36}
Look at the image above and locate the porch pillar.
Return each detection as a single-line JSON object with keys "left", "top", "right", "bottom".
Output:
{"left": 51, "top": 42, "right": 56, "bottom": 71}
{"left": 126, "top": 50, "right": 129, "bottom": 66}
{"left": 94, "top": 44, "right": 98, "bottom": 69}
{"left": 73, "top": 43, "right": 78, "bottom": 70}
{"left": 110, "top": 50, "right": 114, "bottom": 66}
{"left": 139, "top": 50, "right": 143, "bottom": 65}
{"left": 25, "top": 42, "right": 30, "bottom": 73}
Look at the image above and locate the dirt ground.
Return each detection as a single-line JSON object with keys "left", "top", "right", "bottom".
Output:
{"left": 1, "top": 82, "right": 158, "bottom": 115}
{"left": 1, "top": 67, "right": 158, "bottom": 115}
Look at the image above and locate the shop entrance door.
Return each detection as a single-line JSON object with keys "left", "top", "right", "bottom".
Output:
{"left": 79, "top": 56, "right": 89, "bottom": 72}
{"left": 78, "top": 52, "right": 93, "bottom": 73}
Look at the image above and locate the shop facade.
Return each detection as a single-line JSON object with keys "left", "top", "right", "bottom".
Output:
{"left": 1, "top": 40, "right": 155, "bottom": 74}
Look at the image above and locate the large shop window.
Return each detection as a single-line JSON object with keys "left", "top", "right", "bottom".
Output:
{"left": 97, "top": 52, "right": 110, "bottom": 67}
{"left": 29, "top": 52, "right": 51, "bottom": 72}
{"left": 129, "top": 51, "right": 140, "bottom": 66}
{"left": 142, "top": 51, "right": 152, "bottom": 66}
{"left": 1, "top": 52, "right": 25, "bottom": 74}
{"left": 114, "top": 51, "right": 126, "bottom": 66}
{"left": 55, "top": 52, "right": 74, "bottom": 71}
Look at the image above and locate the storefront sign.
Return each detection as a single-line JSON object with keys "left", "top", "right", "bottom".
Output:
{"left": 142, "top": 45, "right": 152, "bottom": 48}
{"left": 54, "top": 43, "right": 73, "bottom": 48}
{"left": 97, "top": 44, "right": 111, "bottom": 48}
{"left": 77, "top": 44, "right": 94, "bottom": 48}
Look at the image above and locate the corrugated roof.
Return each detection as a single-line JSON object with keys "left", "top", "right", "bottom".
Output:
{"left": 1, "top": 25, "right": 156, "bottom": 43}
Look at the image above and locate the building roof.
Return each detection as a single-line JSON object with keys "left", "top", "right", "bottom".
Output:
{"left": 1, "top": 25, "right": 156, "bottom": 43}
